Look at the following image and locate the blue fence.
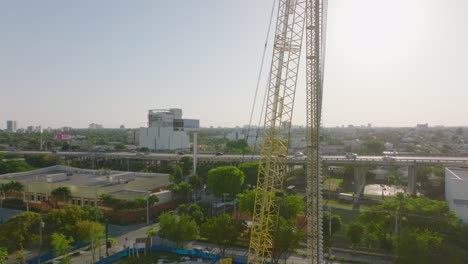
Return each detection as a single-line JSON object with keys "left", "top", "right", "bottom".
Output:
{"left": 26, "top": 241, "right": 89, "bottom": 264}
{"left": 95, "top": 248, "right": 129, "bottom": 264}
{"left": 94, "top": 245, "right": 249, "bottom": 264}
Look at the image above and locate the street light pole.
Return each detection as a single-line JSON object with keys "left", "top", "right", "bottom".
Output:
{"left": 146, "top": 192, "right": 150, "bottom": 225}
{"left": 328, "top": 168, "right": 332, "bottom": 256}
{"left": 38, "top": 218, "right": 45, "bottom": 264}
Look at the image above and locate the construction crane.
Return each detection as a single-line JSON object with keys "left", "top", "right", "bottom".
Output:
{"left": 247, "top": 0, "right": 327, "bottom": 264}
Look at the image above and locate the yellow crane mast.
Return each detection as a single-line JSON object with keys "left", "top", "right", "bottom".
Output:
{"left": 248, "top": 0, "right": 327, "bottom": 263}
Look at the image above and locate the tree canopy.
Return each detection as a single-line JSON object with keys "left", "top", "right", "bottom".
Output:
{"left": 158, "top": 212, "right": 198, "bottom": 247}
{"left": 207, "top": 166, "right": 245, "bottom": 198}
{"left": 201, "top": 214, "right": 246, "bottom": 255}
{"left": 51, "top": 186, "right": 72, "bottom": 203}
{"left": 238, "top": 162, "right": 259, "bottom": 187}
{"left": 75, "top": 220, "right": 105, "bottom": 263}
{"left": 350, "top": 195, "right": 468, "bottom": 262}
{"left": 177, "top": 203, "right": 205, "bottom": 226}
{"left": 271, "top": 217, "right": 303, "bottom": 264}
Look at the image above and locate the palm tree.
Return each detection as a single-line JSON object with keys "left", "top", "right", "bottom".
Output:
{"left": 146, "top": 226, "right": 158, "bottom": 247}
{"left": 0, "top": 183, "right": 7, "bottom": 208}
{"left": 51, "top": 186, "right": 72, "bottom": 205}
{"left": 0, "top": 181, "right": 24, "bottom": 208}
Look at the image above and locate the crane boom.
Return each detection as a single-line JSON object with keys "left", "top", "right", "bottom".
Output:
{"left": 248, "top": 0, "right": 327, "bottom": 263}
{"left": 248, "top": 0, "right": 307, "bottom": 263}
{"left": 305, "top": 0, "right": 327, "bottom": 263}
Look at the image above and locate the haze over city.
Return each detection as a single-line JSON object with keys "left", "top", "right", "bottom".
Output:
{"left": 1, "top": 0, "right": 467, "bottom": 129}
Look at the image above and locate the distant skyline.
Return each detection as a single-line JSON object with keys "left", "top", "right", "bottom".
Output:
{"left": 1, "top": 0, "right": 468, "bottom": 129}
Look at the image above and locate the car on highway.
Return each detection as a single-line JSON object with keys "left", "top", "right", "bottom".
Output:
{"left": 177, "top": 151, "right": 186, "bottom": 155}
{"left": 294, "top": 152, "right": 304, "bottom": 157}
{"left": 382, "top": 155, "right": 396, "bottom": 162}
{"left": 215, "top": 152, "right": 224, "bottom": 156}
{"left": 345, "top": 152, "right": 358, "bottom": 159}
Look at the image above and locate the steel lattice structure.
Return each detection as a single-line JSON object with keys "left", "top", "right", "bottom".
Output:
{"left": 248, "top": 0, "right": 327, "bottom": 263}
{"left": 305, "top": 0, "right": 327, "bottom": 262}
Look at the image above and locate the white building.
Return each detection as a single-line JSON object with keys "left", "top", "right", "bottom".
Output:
{"left": 6, "top": 120, "right": 17, "bottom": 132}
{"left": 445, "top": 168, "right": 468, "bottom": 224}
{"left": 139, "top": 108, "right": 198, "bottom": 151}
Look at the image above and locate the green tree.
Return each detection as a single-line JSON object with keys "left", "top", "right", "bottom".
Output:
{"left": 99, "top": 193, "right": 117, "bottom": 206}
{"left": 158, "top": 212, "right": 198, "bottom": 247}
{"left": 236, "top": 190, "right": 256, "bottom": 215}
{"left": 180, "top": 157, "right": 193, "bottom": 175}
{"left": 0, "top": 212, "right": 41, "bottom": 252}
{"left": 172, "top": 164, "right": 183, "bottom": 182}
{"left": 14, "top": 245, "right": 25, "bottom": 264}
{"left": 51, "top": 186, "right": 72, "bottom": 204}
{"left": 25, "top": 154, "right": 60, "bottom": 167}
{"left": 148, "top": 194, "right": 159, "bottom": 206}
{"left": 45, "top": 205, "right": 90, "bottom": 240}
{"left": 271, "top": 217, "right": 303, "bottom": 264}
{"left": 0, "top": 247, "right": 6, "bottom": 264}
{"left": 177, "top": 204, "right": 205, "bottom": 226}
{"left": 75, "top": 220, "right": 105, "bottom": 263}
{"left": 50, "top": 233, "right": 74, "bottom": 264}
{"left": 201, "top": 214, "right": 246, "bottom": 255}
{"left": 395, "top": 229, "right": 465, "bottom": 264}
{"left": 0, "top": 160, "right": 33, "bottom": 174}
{"left": 356, "top": 195, "right": 467, "bottom": 257}
{"left": 2, "top": 180, "right": 24, "bottom": 193}
{"left": 114, "top": 144, "right": 127, "bottom": 151}
{"left": 364, "top": 139, "right": 385, "bottom": 154}
{"left": 82, "top": 205, "right": 104, "bottom": 222}
{"left": 279, "top": 195, "right": 304, "bottom": 220}
{"left": 236, "top": 191, "right": 303, "bottom": 220}
{"left": 146, "top": 226, "right": 158, "bottom": 247}
{"left": 170, "top": 182, "right": 193, "bottom": 203}
{"left": 188, "top": 175, "right": 203, "bottom": 200}
{"left": 239, "top": 162, "right": 259, "bottom": 187}
{"left": 225, "top": 139, "right": 251, "bottom": 154}
{"left": 207, "top": 166, "right": 245, "bottom": 198}
{"left": 0, "top": 180, "right": 24, "bottom": 208}
{"left": 322, "top": 211, "right": 343, "bottom": 250}
{"left": 347, "top": 222, "right": 364, "bottom": 251}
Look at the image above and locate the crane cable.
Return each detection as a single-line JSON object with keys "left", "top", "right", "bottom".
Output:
{"left": 242, "top": 0, "right": 277, "bottom": 164}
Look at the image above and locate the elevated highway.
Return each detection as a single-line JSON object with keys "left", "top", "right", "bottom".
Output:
{"left": 3, "top": 150, "right": 468, "bottom": 168}
{"left": 3, "top": 150, "right": 467, "bottom": 196}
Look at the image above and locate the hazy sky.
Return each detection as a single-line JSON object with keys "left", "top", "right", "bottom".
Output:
{"left": 1, "top": 0, "right": 467, "bottom": 129}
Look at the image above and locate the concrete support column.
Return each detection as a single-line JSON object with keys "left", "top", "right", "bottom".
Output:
{"left": 353, "top": 166, "right": 366, "bottom": 201}
{"left": 193, "top": 131, "right": 198, "bottom": 176}
{"left": 408, "top": 166, "right": 417, "bottom": 196}
{"left": 322, "top": 165, "right": 329, "bottom": 178}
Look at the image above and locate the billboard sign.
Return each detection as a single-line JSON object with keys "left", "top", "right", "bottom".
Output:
{"left": 55, "top": 134, "right": 71, "bottom": 140}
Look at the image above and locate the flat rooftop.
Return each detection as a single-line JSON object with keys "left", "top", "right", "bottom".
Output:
{"left": 447, "top": 168, "right": 468, "bottom": 180}
{"left": 0, "top": 165, "right": 169, "bottom": 188}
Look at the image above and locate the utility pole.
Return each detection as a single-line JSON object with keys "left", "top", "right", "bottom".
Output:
{"left": 105, "top": 222, "right": 109, "bottom": 257}
{"left": 38, "top": 217, "right": 45, "bottom": 264}
{"left": 146, "top": 191, "right": 151, "bottom": 225}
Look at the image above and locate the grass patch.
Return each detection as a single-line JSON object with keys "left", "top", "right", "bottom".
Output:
{"left": 323, "top": 178, "right": 343, "bottom": 191}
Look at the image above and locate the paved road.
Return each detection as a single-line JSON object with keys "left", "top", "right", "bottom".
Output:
{"left": 67, "top": 223, "right": 153, "bottom": 264}
{"left": 4, "top": 150, "right": 468, "bottom": 169}
{"left": 65, "top": 223, "right": 391, "bottom": 264}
